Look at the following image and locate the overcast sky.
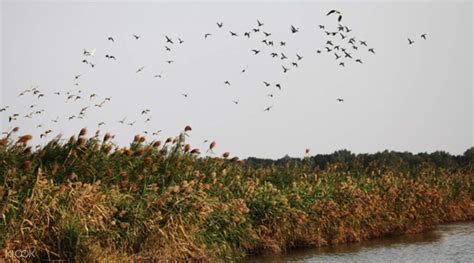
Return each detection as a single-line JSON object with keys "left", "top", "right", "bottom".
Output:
{"left": 1, "top": 1, "right": 472, "bottom": 158}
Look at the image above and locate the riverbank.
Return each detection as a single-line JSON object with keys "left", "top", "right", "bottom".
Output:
{"left": 1, "top": 130, "right": 473, "bottom": 261}
{"left": 245, "top": 221, "right": 474, "bottom": 262}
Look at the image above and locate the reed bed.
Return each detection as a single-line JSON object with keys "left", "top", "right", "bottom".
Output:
{"left": 0, "top": 128, "right": 473, "bottom": 262}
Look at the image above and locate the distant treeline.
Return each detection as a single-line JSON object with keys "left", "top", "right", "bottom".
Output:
{"left": 245, "top": 148, "right": 474, "bottom": 172}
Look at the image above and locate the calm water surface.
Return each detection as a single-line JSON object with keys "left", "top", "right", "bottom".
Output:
{"left": 245, "top": 221, "right": 474, "bottom": 263}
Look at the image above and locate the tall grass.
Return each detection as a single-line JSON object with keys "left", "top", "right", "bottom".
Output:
{"left": 0, "top": 128, "right": 473, "bottom": 261}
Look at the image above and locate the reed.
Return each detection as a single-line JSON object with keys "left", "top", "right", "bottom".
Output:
{"left": 0, "top": 130, "right": 472, "bottom": 261}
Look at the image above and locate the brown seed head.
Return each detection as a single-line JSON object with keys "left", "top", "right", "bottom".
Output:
{"left": 79, "top": 128, "right": 87, "bottom": 137}
{"left": 184, "top": 144, "right": 191, "bottom": 152}
{"left": 20, "top": 161, "right": 32, "bottom": 170}
{"left": 209, "top": 141, "right": 216, "bottom": 151}
{"left": 153, "top": 140, "right": 161, "bottom": 148}
{"left": 184, "top": 125, "right": 192, "bottom": 132}
{"left": 103, "top": 133, "right": 112, "bottom": 143}
{"left": 190, "top": 148, "right": 200, "bottom": 155}
{"left": 17, "top": 135, "right": 33, "bottom": 144}
{"left": 133, "top": 135, "right": 140, "bottom": 142}
{"left": 222, "top": 152, "right": 230, "bottom": 158}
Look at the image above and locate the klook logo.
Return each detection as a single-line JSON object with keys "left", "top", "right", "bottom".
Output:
{"left": 5, "top": 249, "right": 36, "bottom": 258}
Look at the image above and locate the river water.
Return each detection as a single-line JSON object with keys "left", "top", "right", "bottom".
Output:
{"left": 245, "top": 221, "right": 474, "bottom": 263}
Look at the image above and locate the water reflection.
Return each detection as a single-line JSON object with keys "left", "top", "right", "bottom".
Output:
{"left": 245, "top": 221, "right": 474, "bottom": 263}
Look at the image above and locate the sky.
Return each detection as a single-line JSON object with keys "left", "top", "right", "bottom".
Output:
{"left": 1, "top": 0, "right": 473, "bottom": 159}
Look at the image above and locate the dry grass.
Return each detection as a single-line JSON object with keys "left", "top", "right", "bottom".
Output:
{"left": 0, "top": 128, "right": 473, "bottom": 261}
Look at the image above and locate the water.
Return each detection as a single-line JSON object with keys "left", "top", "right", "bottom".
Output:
{"left": 245, "top": 221, "right": 474, "bottom": 263}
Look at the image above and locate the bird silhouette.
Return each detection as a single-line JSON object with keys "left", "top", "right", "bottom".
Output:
{"left": 296, "top": 54, "right": 303, "bottom": 60}
{"left": 368, "top": 48, "right": 375, "bottom": 54}
{"left": 252, "top": 49, "right": 261, "bottom": 55}
{"left": 282, "top": 66, "right": 289, "bottom": 73}
{"left": 319, "top": 25, "right": 325, "bottom": 29}
{"left": 271, "top": 52, "right": 278, "bottom": 58}
{"left": 178, "top": 38, "right": 184, "bottom": 44}
{"left": 263, "top": 31, "right": 271, "bottom": 37}
{"left": 204, "top": 33, "right": 212, "bottom": 39}
{"left": 339, "top": 62, "right": 345, "bottom": 67}
{"left": 224, "top": 81, "right": 231, "bottom": 85}
{"left": 136, "top": 66, "right": 145, "bottom": 73}
{"left": 264, "top": 105, "right": 273, "bottom": 112}
{"left": 257, "top": 19, "right": 264, "bottom": 27}
{"left": 133, "top": 34, "right": 140, "bottom": 40}
{"left": 232, "top": 100, "right": 239, "bottom": 105}
{"left": 165, "top": 46, "right": 171, "bottom": 51}
{"left": 107, "top": 37, "right": 114, "bottom": 42}
{"left": 275, "top": 84, "right": 281, "bottom": 90}
{"left": 281, "top": 53, "right": 288, "bottom": 60}
{"left": 355, "top": 59, "right": 363, "bottom": 64}
{"left": 360, "top": 40, "right": 367, "bottom": 46}
{"left": 165, "top": 35, "right": 173, "bottom": 44}
{"left": 230, "top": 31, "right": 238, "bottom": 36}
{"left": 290, "top": 25, "right": 299, "bottom": 33}
{"left": 421, "top": 33, "right": 427, "bottom": 40}
{"left": 244, "top": 32, "right": 251, "bottom": 38}
{"left": 217, "top": 22, "right": 223, "bottom": 28}
{"left": 408, "top": 38, "right": 414, "bottom": 45}
{"left": 326, "top": 9, "right": 342, "bottom": 22}
{"left": 263, "top": 81, "right": 270, "bottom": 87}
{"left": 337, "top": 98, "right": 344, "bottom": 102}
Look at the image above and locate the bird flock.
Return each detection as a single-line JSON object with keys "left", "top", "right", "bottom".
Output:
{"left": 1, "top": 9, "right": 429, "bottom": 147}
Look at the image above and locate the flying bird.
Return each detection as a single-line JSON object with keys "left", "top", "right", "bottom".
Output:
{"left": 282, "top": 65, "right": 289, "bottom": 73}
{"left": 337, "top": 98, "right": 344, "bottom": 102}
{"left": 290, "top": 25, "right": 299, "bottom": 33}
{"left": 107, "top": 37, "right": 114, "bottom": 42}
{"left": 230, "top": 31, "right": 238, "bottom": 36}
{"left": 264, "top": 105, "right": 273, "bottom": 112}
{"left": 217, "top": 22, "right": 223, "bottom": 28}
{"left": 408, "top": 38, "right": 415, "bottom": 45}
{"left": 326, "top": 9, "right": 342, "bottom": 22}
{"left": 133, "top": 34, "right": 140, "bottom": 40}
{"left": 421, "top": 33, "right": 427, "bottom": 40}
{"left": 257, "top": 19, "right": 264, "bottom": 27}
{"left": 136, "top": 66, "right": 145, "bottom": 73}
{"left": 204, "top": 33, "right": 212, "bottom": 39}
{"left": 252, "top": 49, "right": 261, "bottom": 55}
{"left": 165, "top": 35, "right": 173, "bottom": 44}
